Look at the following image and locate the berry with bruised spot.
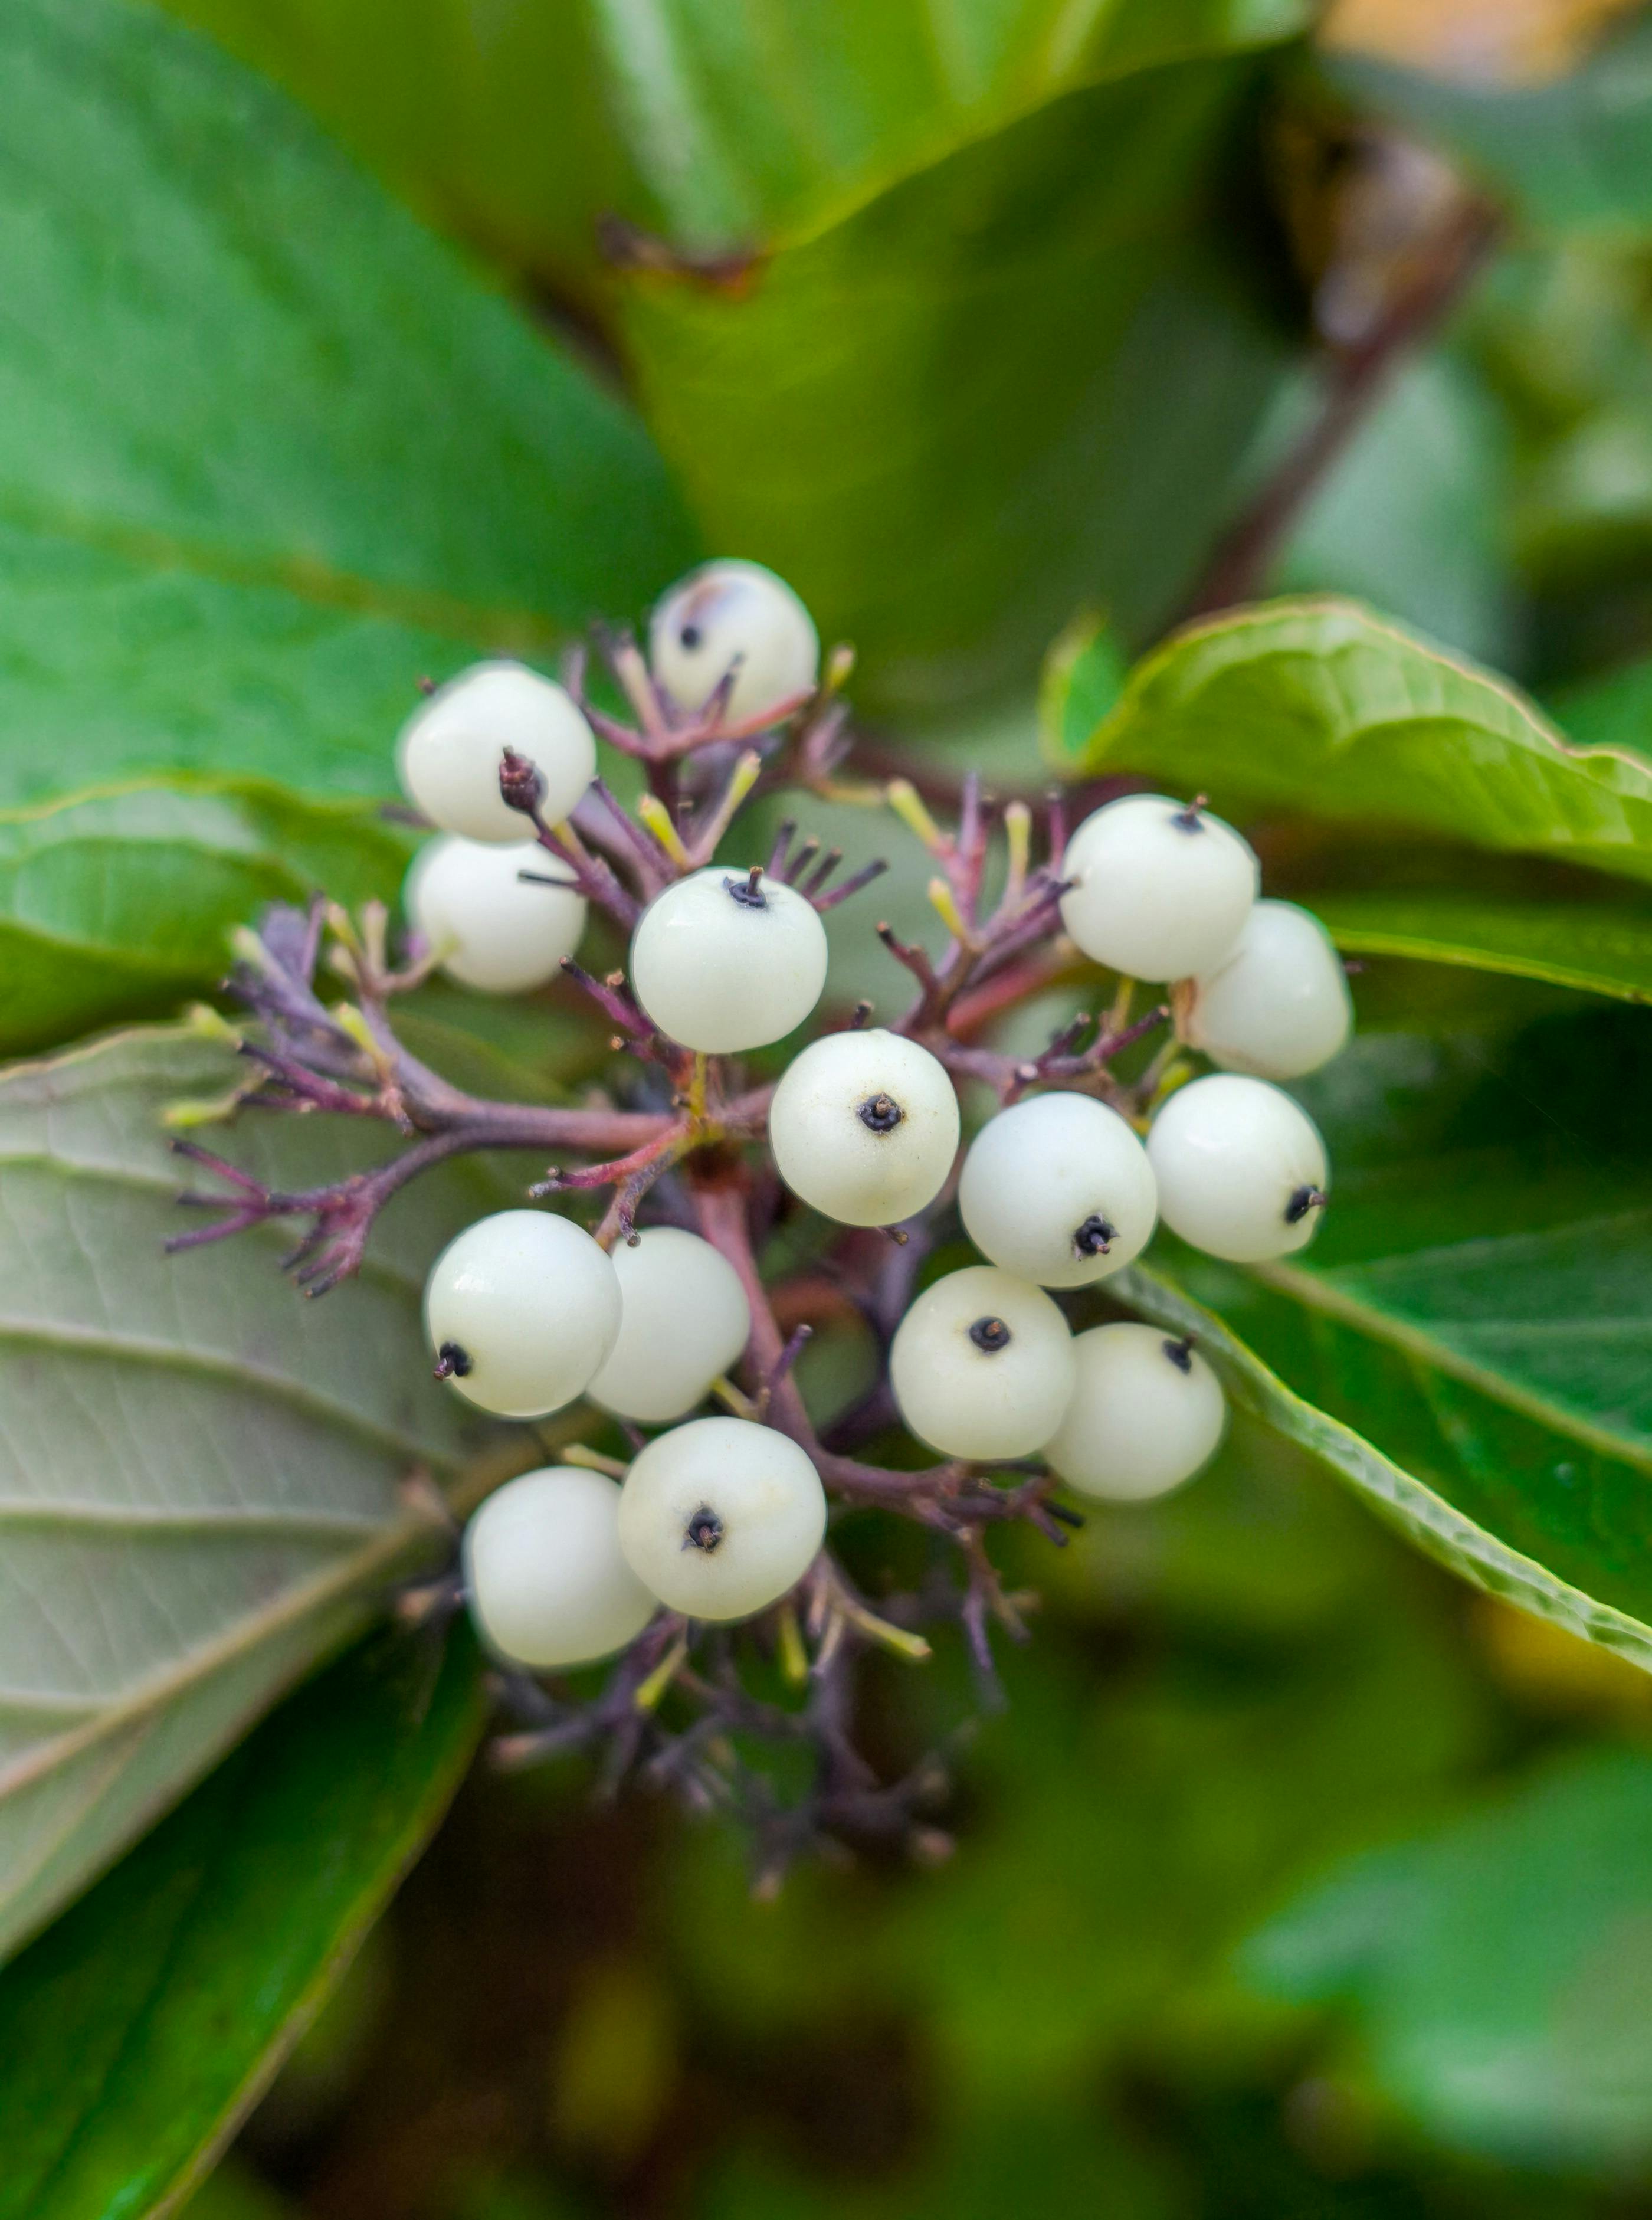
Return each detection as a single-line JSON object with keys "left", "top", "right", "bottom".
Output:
{"left": 649, "top": 560, "right": 820, "bottom": 726}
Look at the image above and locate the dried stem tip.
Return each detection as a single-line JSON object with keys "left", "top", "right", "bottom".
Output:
{"left": 434, "top": 1340, "right": 473, "bottom": 1380}
{"left": 499, "top": 746, "right": 545, "bottom": 814}
{"left": 1071, "top": 1213, "right": 1117, "bottom": 1257}
{"left": 968, "top": 1316, "right": 1012, "bottom": 1354}
{"left": 683, "top": 1504, "right": 725, "bottom": 1553}
{"left": 725, "top": 865, "right": 767, "bottom": 909}
{"left": 1285, "top": 1184, "right": 1328, "bottom": 1225}
{"left": 858, "top": 1092, "right": 904, "bottom": 1135}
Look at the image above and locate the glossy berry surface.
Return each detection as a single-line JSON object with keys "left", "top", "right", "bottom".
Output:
{"left": 629, "top": 866, "right": 828, "bottom": 1053}
{"left": 586, "top": 1229, "right": 752, "bottom": 1424}
{"left": 649, "top": 560, "right": 820, "bottom": 726}
{"left": 958, "top": 1091, "right": 1157, "bottom": 1288}
{"left": 768, "top": 1027, "right": 960, "bottom": 1227}
{"left": 617, "top": 1417, "right": 827, "bottom": 1622}
{"left": 1184, "top": 899, "right": 1352, "bottom": 1079}
{"left": 889, "top": 1265, "right": 1076, "bottom": 1461}
{"left": 1044, "top": 1323, "right": 1226, "bottom": 1502}
{"left": 1146, "top": 1073, "right": 1329, "bottom": 1264}
{"left": 1059, "top": 793, "right": 1258, "bottom": 982}
{"left": 406, "top": 836, "right": 585, "bottom": 994}
{"left": 424, "top": 1210, "right": 622, "bottom": 1417}
{"left": 463, "top": 1466, "right": 658, "bottom": 1669}
{"left": 397, "top": 660, "right": 596, "bottom": 843}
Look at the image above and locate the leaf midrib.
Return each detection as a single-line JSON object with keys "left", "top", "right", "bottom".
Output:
{"left": 1117, "top": 1262, "right": 1652, "bottom": 1668}
{"left": 1256, "top": 1259, "right": 1652, "bottom": 1474}
{"left": 0, "top": 1502, "right": 441, "bottom": 1802}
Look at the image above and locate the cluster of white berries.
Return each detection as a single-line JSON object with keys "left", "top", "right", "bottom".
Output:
{"left": 395, "top": 559, "right": 1354, "bottom": 1679}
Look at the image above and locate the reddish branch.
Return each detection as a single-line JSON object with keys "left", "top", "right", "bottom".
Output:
{"left": 166, "top": 642, "right": 1202, "bottom": 1871}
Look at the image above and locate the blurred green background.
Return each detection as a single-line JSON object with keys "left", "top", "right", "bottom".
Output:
{"left": 14, "top": 0, "right": 1652, "bottom": 2209}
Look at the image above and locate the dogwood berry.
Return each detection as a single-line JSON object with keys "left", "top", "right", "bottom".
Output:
{"left": 425, "top": 1210, "right": 622, "bottom": 1417}
{"left": 1044, "top": 1324, "right": 1226, "bottom": 1502}
{"left": 768, "top": 1028, "right": 959, "bottom": 1227}
{"left": 1146, "top": 1073, "right": 1329, "bottom": 1263}
{"left": 889, "top": 1266, "right": 1076, "bottom": 1461}
{"left": 617, "top": 1416, "right": 827, "bottom": 1621}
{"left": 1059, "top": 794, "right": 1257, "bottom": 982}
{"left": 398, "top": 661, "right": 596, "bottom": 843}
{"left": 958, "top": 1091, "right": 1157, "bottom": 1288}
{"left": 629, "top": 866, "right": 828, "bottom": 1053}
{"left": 1183, "top": 900, "right": 1352, "bottom": 1079}
{"left": 463, "top": 1466, "right": 658, "bottom": 1669}
{"left": 405, "top": 836, "right": 586, "bottom": 994}
{"left": 650, "top": 560, "right": 820, "bottom": 726}
{"left": 586, "top": 1228, "right": 752, "bottom": 1424}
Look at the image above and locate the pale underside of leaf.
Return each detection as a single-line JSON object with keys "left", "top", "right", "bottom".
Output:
{"left": 0, "top": 1026, "right": 528, "bottom": 1964}
{"left": 0, "top": 1629, "right": 485, "bottom": 2220}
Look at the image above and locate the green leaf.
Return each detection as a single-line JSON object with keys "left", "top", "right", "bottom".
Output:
{"left": 1240, "top": 1746, "right": 1652, "bottom": 2169}
{"left": 1270, "top": 352, "right": 1518, "bottom": 673}
{"left": 1056, "top": 597, "right": 1652, "bottom": 884}
{"left": 160, "top": 0, "right": 1307, "bottom": 715}
{"left": 0, "top": 1623, "right": 484, "bottom": 2220}
{"left": 0, "top": 0, "right": 694, "bottom": 811}
{"left": 1551, "top": 647, "right": 1652, "bottom": 762}
{"left": 1038, "top": 611, "right": 1132, "bottom": 771}
{"left": 620, "top": 67, "right": 1297, "bottom": 715}
{"left": 1315, "top": 890, "right": 1652, "bottom": 1004}
{"left": 1327, "top": 22, "right": 1652, "bottom": 238}
{"left": 1117, "top": 1256, "right": 1652, "bottom": 1677}
{"left": 0, "top": 773, "right": 628, "bottom": 1069}
{"left": 1117, "top": 1013, "right": 1652, "bottom": 1672}
{"left": 160, "top": 0, "right": 1310, "bottom": 284}
{"left": 0, "top": 780, "right": 417, "bottom": 1057}
{"left": 0, "top": 1024, "right": 520, "bottom": 1963}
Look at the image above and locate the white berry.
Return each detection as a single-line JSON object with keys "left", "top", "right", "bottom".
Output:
{"left": 397, "top": 661, "right": 596, "bottom": 843}
{"left": 649, "top": 561, "right": 819, "bottom": 726}
{"left": 1059, "top": 794, "right": 1257, "bottom": 981}
{"left": 1044, "top": 1324, "right": 1226, "bottom": 1502}
{"left": 425, "top": 1210, "right": 622, "bottom": 1418}
{"left": 1147, "top": 1074, "right": 1329, "bottom": 1263}
{"left": 463, "top": 1467, "right": 657, "bottom": 1669}
{"left": 629, "top": 866, "right": 828, "bottom": 1053}
{"left": 406, "top": 836, "right": 586, "bottom": 995}
{"left": 1183, "top": 899, "right": 1352, "bottom": 1080}
{"left": 617, "top": 1417, "right": 826, "bottom": 1622}
{"left": 768, "top": 1029, "right": 959, "bottom": 1227}
{"left": 958, "top": 1092, "right": 1157, "bottom": 1288}
{"left": 586, "top": 1228, "right": 752, "bottom": 1424}
{"left": 889, "top": 1266, "right": 1076, "bottom": 1461}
